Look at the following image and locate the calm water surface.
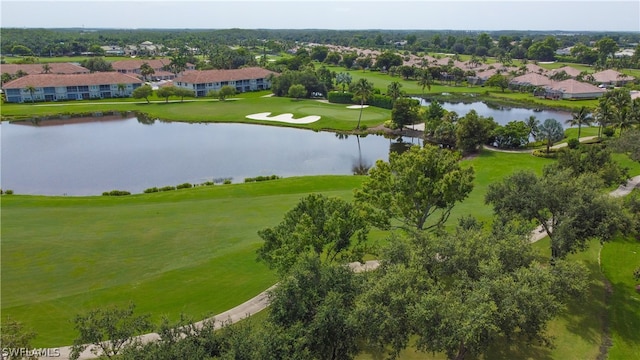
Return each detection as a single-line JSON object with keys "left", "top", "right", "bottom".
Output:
{"left": 1, "top": 102, "right": 572, "bottom": 196}
{"left": 1, "top": 116, "right": 418, "bottom": 196}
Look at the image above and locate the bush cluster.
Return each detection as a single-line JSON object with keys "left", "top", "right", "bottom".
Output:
{"left": 244, "top": 175, "right": 280, "bottom": 183}
{"left": 532, "top": 149, "right": 562, "bottom": 158}
{"left": 327, "top": 91, "right": 355, "bottom": 104}
{"left": 368, "top": 94, "right": 394, "bottom": 109}
{"left": 0, "top": 189, "right": 14, "bottom": 195}
{"left": 176, "top": 182, "right": 193, "bottom": 189}
{"left": 102, "top": 190, "right": 131, "bottom": 196}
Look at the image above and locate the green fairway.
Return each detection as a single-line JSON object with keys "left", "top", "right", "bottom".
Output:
{"left": 601, "top": 232, "right": 640, "bottom": 360}
{"left": 2, "top": 147, "right": 638, "bottom": 348}
{"left": 1, "top": 94, "right": 391, "bottom": 131}
{"left": 1, "top": 176, "right": 365, "bottom": 346}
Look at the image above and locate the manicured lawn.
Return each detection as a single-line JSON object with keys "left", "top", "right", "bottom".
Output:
{"left": 1, "top": 176, "right": 365, "bottom": 346}
{"left": 601, "top": 232, "right": 640, "bottom": 359}
{"left": 1, "top": 94, "right": 391, "bottom": 131}
{"left": 2, "top": 145, "right": 638, "bottom": 348}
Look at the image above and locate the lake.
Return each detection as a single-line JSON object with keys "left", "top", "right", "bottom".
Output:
{"left": 1, "top": 114, "right": 419, "bottom": 196}
{"left": 420, "top": 99, "right": 573, "bottom": 127}
{"left": 1, "top": 101, "right": 572, "bottom": 196}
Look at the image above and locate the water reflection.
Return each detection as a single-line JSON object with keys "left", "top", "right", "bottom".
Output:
{"left": 1, "top": 117, "right": 415, "bottom": 195}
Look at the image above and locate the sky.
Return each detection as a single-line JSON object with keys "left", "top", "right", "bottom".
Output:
{"left": 1, "top": 0, "right": 639, "bottom": 32}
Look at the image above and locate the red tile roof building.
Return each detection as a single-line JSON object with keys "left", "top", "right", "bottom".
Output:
{"left": 1, "top": 63, "right": 90, "bottom": 76}
{"left": 174, "top": 67, "right": 277, "bottom": 97}
{"left": 2, "top": 73, "right": 143, "bottom": 103}
{"left": 591, "top": 69, "right": 635, "bottom": 85}
{"left": 543, "top": 79, "right": 606, "bottom": 100}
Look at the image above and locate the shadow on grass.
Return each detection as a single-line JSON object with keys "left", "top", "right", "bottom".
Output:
{"left": 610, "top": 280, "right": 640, "bottom": 348}
{"left": 561, "top": 257, "right": 606, "bottom": 346}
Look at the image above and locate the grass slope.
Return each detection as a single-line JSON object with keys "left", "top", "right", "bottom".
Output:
{"left": 1, "top": 176, "right": 364, "bottom": 346}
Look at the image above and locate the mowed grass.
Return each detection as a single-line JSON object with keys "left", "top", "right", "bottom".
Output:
{"left": 1, "top": 94, "right": 391, "bottom": 131}
{"left": 1, "top": 176, "right": 365, "bottom": 346}
{"left": 2, "top": 148, "right": 638, "bottom": 349}
{"left": 601, "top": 232, "right": 640, "bottom": 360}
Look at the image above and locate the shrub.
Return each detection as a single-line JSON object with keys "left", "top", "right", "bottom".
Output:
{"left": 532, "top": 149, "right": 561, "bottom": 158}
{"left": 223, "top": 179, "right": 232, "bottom": 185}
{"left": 603, "top": 127, "right": 615, "bottom": 137}
{"left": 567, "top": 138, "right": 580, "bottom": 149}
{"left": 103, "top": 190, "right": 131, "bottom": 196}
{"left": 176, "top": 182, "right": 193, "bottom": 189}
{"left": 159, "top": 186, "right": 176, "bottom": 192}
{"left": 244, "top": 175, "right": 281, "bottom": 183}
{"left": 368, "top": 94, "right": 394, "bottom": 109}
{"left": 202, "top": 181, "right": 214, "bottom": 186}
{"left": 144, "top": 187, "right": 159, "bottom": 193}
{"left": 327, "top": 91, "right": 355, "bottom": 104}
{"left": 4, "top": 189, "right": 13, "bottom": 195}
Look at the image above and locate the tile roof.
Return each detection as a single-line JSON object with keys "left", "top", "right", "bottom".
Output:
{"left": 546, "top": 79, "right": 606, "bottom": 94}
{"left": 549, "top": 66, "right": 582, "bottom": 77}
{"left": 111, "top": 59, "right": 172, "bottom": 71}
{"left": 592, "top": 69, "right": 635, "bottom": 83}
{"left": 0, "top": 63, "right": 90, "bottom": 75}
{"left": 2, "top": 72, "right": 143, "bottom": 89}
{"left": 175, "top": 67, "right": 277, "bottom": 84}
{"left": 510, "top": 73, "right": 553, "bottom": 86}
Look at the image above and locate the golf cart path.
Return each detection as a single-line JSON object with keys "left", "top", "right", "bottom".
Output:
{"left": 42, "top": 175, "right": 640, "bottom": 359}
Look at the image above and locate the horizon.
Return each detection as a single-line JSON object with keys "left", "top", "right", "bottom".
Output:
{"left": 1, "top": 1, "right": 639, "bottom": 32}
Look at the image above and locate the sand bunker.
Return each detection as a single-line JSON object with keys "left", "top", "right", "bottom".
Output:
{"left": 246, "top": 112, "right": 321, "bottom": 124}
{"left": 346, "top": 105, "right": 369, "bottom": 109}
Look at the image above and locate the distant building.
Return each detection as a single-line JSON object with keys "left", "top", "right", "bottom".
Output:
{"left": 2, "top": 73, "right": 143, "bottom": 103}
{"left": 591, "top": 69, "right": 635, "bottom": 86}
{"left": 173, "top": 67, "right": 277, "bottom": 97}
{"left": 1, "top": 63, "right": 90, "bottom": 76}
{"left": 543, "top": 79, "right": 606, "bottom": 100}
{"left": 110, "top": 59, "right": 196, "bottom": 80}
{"left": 100, "top": 46, "right": 125, "bottom": 56}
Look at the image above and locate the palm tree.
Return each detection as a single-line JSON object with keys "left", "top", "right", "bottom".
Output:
{"left": 386, "top": 81, "right": 403, "bottom": 103}
{"left": 565, "top": 106, "right": 593, "bottom": 139}
{"left": 525, "top": 115, "right": 540, "bottom": 139}
{"left": 336, "top": 72, "right": 352, "bottom": 93}
{"left": 139, "top": 62, "right": 155, "bottom": 82}
{"left": 594, "top": 98, "right": 612, "bottom": 138}
{"left": 41, "top": 64, "right": 51, "bottom": 74}
{"left": 538, "top": 118, "right": 564, "bottom": 153}
{"left": 353, "top": 78, "right": 374, "bottom": 130}
{"left": 24, "top": 85, "right": 36, "bottom": 103}
{"left": 417, "top": 69, "right": 432, "bottom": 99}
{"left": 117, "top": 83, "right": 126, "bottom": 97}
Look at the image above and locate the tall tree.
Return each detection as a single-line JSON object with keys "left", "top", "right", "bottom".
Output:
{"left": 24, "top": 85, "right": 36, "bottom": 103}
{"left": 537, "top": 118, "right": 564, "bottom": 153}
{"left": 132, "top": 84, "right": 153, "bottom": 104}
{"left": 354, "top": 145, "right": 475, "bottom": 232}
{"left": 565, "top": 106, "right": 593, "bottom": 139}
{"left": 525, "top": 115, "right": 540, "bottom": 139}
{"left": 417, "top": 69, "right": 432, "bottom": 99}
{"left": 485, "top": 167, "right": 632, "bottom": 262}
{"left": 257, "top": 193, "right": 368, "bottom": 275}
{"left": 352, "top": 78, "right": 374, "bottom": 130}
{"left": 335, "top": 72, "right": 352, "bottom": 93}
{"left": 139, "top": 62, "right": 155, "bottom": 81}
{"left": 386, "top": 81, "right": 404, "bottom": 102}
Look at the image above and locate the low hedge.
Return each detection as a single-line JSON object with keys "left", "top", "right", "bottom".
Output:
{"left": 328, "top": 91, "right": 355, "bottom": 104}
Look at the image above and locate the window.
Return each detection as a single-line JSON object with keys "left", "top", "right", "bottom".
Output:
{"left": 43, "top": 87, "right": 55, "bottom": 94}
{"left": 99, "top": 85, "right": 110, "bottom": 91}
{"left": 6, "top": 89, "right": 20, "bottom": 96}
{"left": 66, "top": 86, "right": 78, "bottom": 92}
{"left": 78, "top": 86, "right": 89, "bottom": 92}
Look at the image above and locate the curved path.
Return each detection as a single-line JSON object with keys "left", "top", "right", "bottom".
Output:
{"left": 41, "top": 175, "right": 640, "bottom": 359}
